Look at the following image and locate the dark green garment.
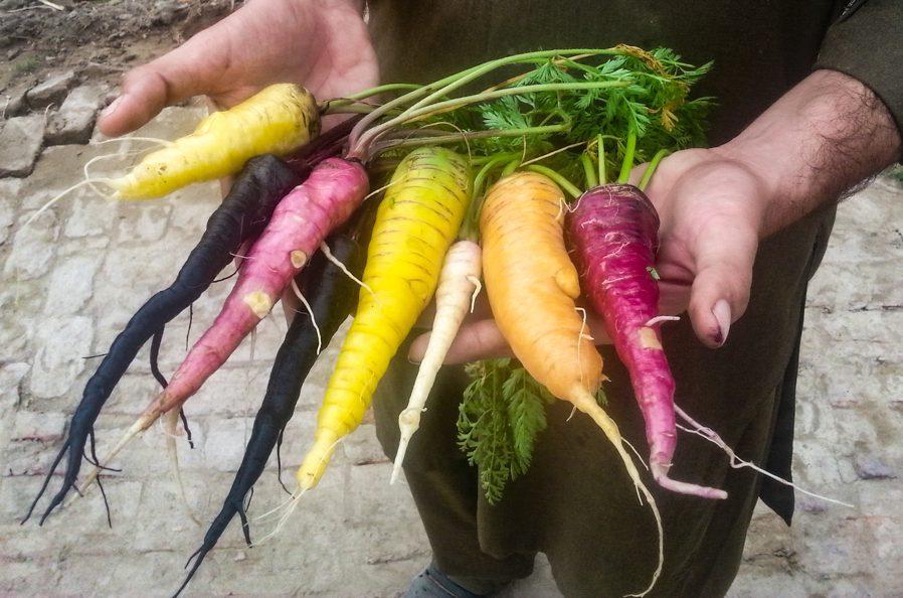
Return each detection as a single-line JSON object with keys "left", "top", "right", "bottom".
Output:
{"left": 366, "top": 2, "right": 901, "bottom": 596}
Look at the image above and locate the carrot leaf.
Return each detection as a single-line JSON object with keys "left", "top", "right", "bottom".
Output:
{"left": 457, "top": 359, "right": 553, "bottom": 504}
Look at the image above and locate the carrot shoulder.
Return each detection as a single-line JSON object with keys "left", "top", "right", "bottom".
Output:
{"left": 110, "top": 84, "right": 320, "bottom": 199}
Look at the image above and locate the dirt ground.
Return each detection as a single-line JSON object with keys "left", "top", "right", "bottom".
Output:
{"left": 1, "top": 0, "right": 234, "bottom": 106}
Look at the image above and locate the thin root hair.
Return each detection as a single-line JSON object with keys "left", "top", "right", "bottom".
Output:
{"left": 320, "top": 241, "right": 373, "bottom": 298}
{"left": 291, "top": 279, "right": 323, "bottom": 354}
{"left": 165, "top": 410, "right": 202, "bottom": 526}
{"left": 23, "top": 179, "right": 107, "bottom": 229}
{"left": 467, "top": 275, "right": 482, "bottom": 313}
{"left": 251, "top": 488, "right": 307, "bottom": 547}
{"left": 674, "top": 406, "right": 854, "bottom": 508}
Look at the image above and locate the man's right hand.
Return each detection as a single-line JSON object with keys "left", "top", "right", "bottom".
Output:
{"left": 97, "top": 0, "right": 378, "bottom": 137}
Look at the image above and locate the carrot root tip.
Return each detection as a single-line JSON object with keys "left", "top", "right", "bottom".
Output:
{"left": 650, "top": 461, "right": 728, "bottom": 500}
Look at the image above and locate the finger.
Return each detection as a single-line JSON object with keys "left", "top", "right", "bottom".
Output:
{"left": 686, "top": 221, "right": 758, "bottom": 348}
{"left": 408, "top": 319, "right": 514, "bottom": 365}
{"left": 97, "top": 18, "right": 242, "bottom": 136}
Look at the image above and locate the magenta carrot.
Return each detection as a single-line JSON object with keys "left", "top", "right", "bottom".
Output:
{"left": 567, "top": 183, "right": 726, "bottom": 500}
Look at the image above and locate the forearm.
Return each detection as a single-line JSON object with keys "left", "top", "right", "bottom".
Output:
{"left": 716, "top": 69, "right": 901, "bottom": 238}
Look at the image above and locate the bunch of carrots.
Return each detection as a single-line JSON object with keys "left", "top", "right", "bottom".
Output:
{"left": 24, "top": 46, "right": 736, "bottom": 596}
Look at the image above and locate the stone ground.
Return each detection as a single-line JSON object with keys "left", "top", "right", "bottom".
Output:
{"left": 0, "top": 5, "right": 902, "bottom": 594}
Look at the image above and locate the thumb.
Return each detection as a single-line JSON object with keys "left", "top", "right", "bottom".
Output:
{"left": 686, "top": 220, "right": 758, "bottom": 348}
{"left": 97, "top": 67, "right": 173, "bottom": 137}
{"left": 97, "top": 24, "right": 238, "bottom": 137}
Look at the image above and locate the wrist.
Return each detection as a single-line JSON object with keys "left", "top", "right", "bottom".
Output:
{"left": 714, "top": 69, "right": 900, "bottom": 236}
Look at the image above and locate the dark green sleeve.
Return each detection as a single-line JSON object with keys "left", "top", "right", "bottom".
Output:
{"left": 815, "top": 0, "right": 902, "bottom": 131}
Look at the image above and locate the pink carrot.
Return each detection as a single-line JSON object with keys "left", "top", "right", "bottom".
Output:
{"left": 159, "top": 157, "right": 367, "bottom": 406}
{"left": 567, "top": 183, "right": 726, "bottom": 500}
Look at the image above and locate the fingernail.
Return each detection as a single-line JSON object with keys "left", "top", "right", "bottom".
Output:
{"left": 712, "top": 299, "right": 731, "bottom": 347}
{"left": 100, "top": 95, "right": 123, "bottom": 119}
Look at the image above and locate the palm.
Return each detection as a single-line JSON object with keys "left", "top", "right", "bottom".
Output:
{"left": 98, "top": 0, "right": 377, "bottom": 136}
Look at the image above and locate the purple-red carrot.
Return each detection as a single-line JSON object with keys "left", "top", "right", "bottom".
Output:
{"left": 567, "top": 183, "right": 726, "bottom": 500}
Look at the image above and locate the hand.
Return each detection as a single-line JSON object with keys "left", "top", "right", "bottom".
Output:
{"left": 97, "top": 0, "right": 378, "bottom": 137}
{"left": 639, "top": 148, "right": 764, "bottom": 348}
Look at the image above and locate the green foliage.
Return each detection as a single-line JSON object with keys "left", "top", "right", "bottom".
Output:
{"left": 435, "top": 46, "right": 712, "bottom": 182}
{"left": 457, "top": 359, "right": 554, "bottom": 504}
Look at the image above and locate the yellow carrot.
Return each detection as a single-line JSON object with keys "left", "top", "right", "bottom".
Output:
{"left": 296, "top": 146, "right": 473, "bottom": 490}
{"left": 479, "top": 171, "right": 663, "bottom": 597}
{"left": 110, "top": 83, "right": 319, "bottom": 199}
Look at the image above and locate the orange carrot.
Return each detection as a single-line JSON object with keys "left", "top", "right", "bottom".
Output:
{"left": 479, "top": 170, "right": 663, "bottom": 597}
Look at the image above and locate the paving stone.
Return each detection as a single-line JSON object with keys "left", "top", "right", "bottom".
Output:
{"left": 0, "top": 294, "right": 33, "bottom": 362}
{"left": 2, "top": 84, "right": 29, "bottom": 117}
{"left": 3, "top": 208, "right": 59, "bottom": 281}
{"left": 0, "top": 362, "right": 31, "bottom": 451}
{"left": 44, "top": 84, "right": 105, "bottom": 146}
{"left": 202, "top": 416, "right": 255, "bottom": 472}
{"left": 115, "top": 201, "right": 171, "bottom": 243}
{"left": 43, "top": 253, "right": 103, "bottom": 315}
{"left": 28, "top": 315, "right": 94, "bottom": 399}
{"left": 24, "top": 70, "right": 76, "bottom": 110}
{"left": 0, "top": 179, "right": 19, "bottom": 244}
{"left": 0, "top": 115, "right": 44, "bottom": 177}
{"left": 62, "top": 193, "right": 118, "bottom": 238}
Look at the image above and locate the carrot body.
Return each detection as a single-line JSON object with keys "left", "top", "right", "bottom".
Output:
{"left": 479, "top": 171, "right": 663, "bottom": 596}
{"left": 567, "top": 184, "right": 726, "bottom": 500}
{"left": 391, "top": 238, "right": 482, "bottom": 483}
{"left": 296, "top": 147, "right": 472, "bottom": 490}
{"left": 480, "top": 172, "right": 602, "bottom": 400}
{"left": 111, "top": 84, "right": 319, "bottom": 199}
{"left": 153, "top": 157, "right": 368, "bottom": 414}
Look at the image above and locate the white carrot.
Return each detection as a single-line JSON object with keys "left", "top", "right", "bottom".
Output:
{"left": 391, "top": 239, "right": 482, "bottom": 484}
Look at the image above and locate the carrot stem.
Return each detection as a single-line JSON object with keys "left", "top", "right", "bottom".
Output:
{"left": 348, "top": 48, "right": 621, "bottom": 153}
{"left": 637, "top": 149, "right": 669, "bottom": 191}
{"left": 354, "top": 80, "right": 631, "bottom": 159}
{"left": 369, "top": 120, "right": 570, "bottom": 156}
{"left": 617, "top": 126, "right": 638, "bottom": 184}
{"left": 581, "top": 153, "right": 598, "bottom": 189}
{"left": 524, "top": 164, "right": 581, "bottom": 199}
{"left": 597, "top": 134, "right": 607, "bottom": 185}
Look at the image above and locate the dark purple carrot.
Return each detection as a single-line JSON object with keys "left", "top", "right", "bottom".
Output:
{"left": 23, "top": 155, "right": 302, "bottom": 525}
{"left": 172, "top": 199, "right": 377, "bottom": 597}
{"left": 567, "top": 183, "right": 725, "bottom": 500}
